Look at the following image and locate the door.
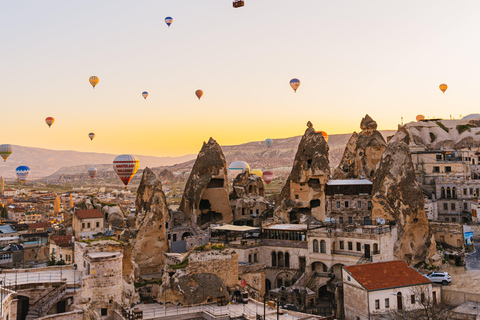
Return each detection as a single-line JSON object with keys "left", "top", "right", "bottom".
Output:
{"left": 364, "top": 244, "right": 371, "bottom": 259}
{"left": 299, "top": 257, "right": 306, "bottom": 272}
{"left": 397, "top": 293, "right": 403, "bottom": 310}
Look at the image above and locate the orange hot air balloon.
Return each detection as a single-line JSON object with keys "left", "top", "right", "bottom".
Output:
{"left": 89, "top": 76, "right": 99, "bottom": 88}
{"left": 195, "top": 90, "right": 203, "bottom": 100}
{"left": 45, "top": 117, "right": 55, "bottom": 128}
{"left": 316, "top": 131, "right": 329, "bottom": 142}
{"left": 439, "top": 83, "right": 448, "bottom": 93}
{"left": 263, "top": 171, "right": 274, "bottom": 185}
{"left": 416, "top": 115, "right": 425, "bottom": 122}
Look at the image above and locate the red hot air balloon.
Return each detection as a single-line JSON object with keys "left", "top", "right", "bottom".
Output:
{"left": 45, "top": 117, "right": 55, "bottom": 128}
{"left": 113, "top": 154, "right": 139, "bottom": 188}
{"left": 195, "top": 90, "right": 203, "bottom": 100}
{"left": 263, "top": 171, "right": 274, "bottom": 185}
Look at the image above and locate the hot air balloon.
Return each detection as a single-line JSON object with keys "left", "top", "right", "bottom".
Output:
{"left": 290, "top": 78, "right": 300, "bottom": 93}
{"left": 0, "top": 144, "right": 13, "bottom": 162}
{"left": 251, "top": 169, "right": 263, "bottom": 178}
{"left": 316, "top": 131, "right": 329, "bottom": 142}
{"left": 142, "top": 91, "right": 149, "bottom": 99}
{"left": 113, "top": 154, "right": 139, "bottom": 188}
{"left": 416, "top": 115, "right": 425, "bottom": 122}
{"left": 228, "top": 161, "right": 250, "bottom": 179}
{"left": 165, "top": 17, "right": 173, "bottom": 27}
{"left": 87, "top": 167, "right": 97, "bottom": 179}
{"left": 45, "top": 117, "right": 55, "bottom": 128}
{"left": 16, "top": 166, "right": 30, "bottom": 183}
{"left": 263, "top": 171, "right": 274, "bottom": 185}
{"left": 265, "top": 139, "right": 273, "bottom": 148}
{"left": 88, "top": 133, "right": 95, "bottom": 141}
{"left": 195, "top": 90, "right": 203, "bottom": 100}
{"left": 89, "top": 76, "right": 99, "bottom": 88}
{"left": 439, "top": 83, "right": 448, "bottom": 93}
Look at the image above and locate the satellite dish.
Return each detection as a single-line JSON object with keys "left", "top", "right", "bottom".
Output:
{"left": 380, "top": 218, "right": 385, "bottom": 225}
{"left": 325, "top": 217, "right": 331, "bottom": 224}
{"left": 375, "top": 217, "right": 380, "bottom": 223}
{"left": 331, "top": 218, "right": 335, "bottom": 224}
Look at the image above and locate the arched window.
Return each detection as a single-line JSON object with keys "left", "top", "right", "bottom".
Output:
{"left": 373, "top": 243, "right": 379, "bottom": 254}
{"left": 266, "top": 279, "right": 271, "bottom": 292}
{"left": 441, "top": 187, "right": 445, "bottom": 199}
{"left": 271, "top": 252, "right": 277, "bottom": 267}
{"left": 452, "top": 187, "right": 457, "bottom": 199}
{"left": 447, "top": 187, "right": 451, "bottom": 199}
{"left": 313, "top": 240, "right": 319, "bottom": 253}
{"left": 285, "top": 252, "right": 290, "bottom": 268}
{"left": 320, "top": 240, "right": 327, "bottom": 254}
{"left": 278, "top": 252, "right": 284, "bottom": 267}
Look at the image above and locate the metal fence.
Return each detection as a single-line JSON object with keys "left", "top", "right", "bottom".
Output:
{"left": 1, "top": 273, "right": 68, "bottom": 287}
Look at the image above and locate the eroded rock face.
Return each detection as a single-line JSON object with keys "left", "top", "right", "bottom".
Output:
{"left": 371, "top": 134, "right": 435, "bottom": 264}
{"left": 179, "top": 138, "right": 232, "bottom": 228}
{"left": 131, "top": 167, "right": 170, "bottom": 276}
{"left": 274, "top": 122, "right": 330, "bottom": 223}
{"left": 104, "top": 205, "right": 125, "bottom": 228}
{"left": 334, "top": 115, "right": 386, "bottom": 180}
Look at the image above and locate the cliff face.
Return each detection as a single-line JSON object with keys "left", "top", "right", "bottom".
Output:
{"left": 334, "top": 115, "right": 386, "bottom": 180}
{"left": 274, "top": 122, "right": 330, "bottom": 223}
{"left": 179, "top": 138, "right": 232, "bottom": 228}
{"left": 131, "top": 168, "right": 170, "bottom": 276}
{"left": 371, "top": 131, "right": 435, "bottom": 263}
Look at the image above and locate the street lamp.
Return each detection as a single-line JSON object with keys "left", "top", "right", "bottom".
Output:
{"left": 391, "top": 292, "right": 406, "bottom": 320}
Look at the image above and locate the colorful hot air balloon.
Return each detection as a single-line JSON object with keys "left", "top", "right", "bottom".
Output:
{"left": 88, "top": 133, "right": 95, "bottom": 141}
{"left": 45, "top": 117, "right": 55, "bottom": 128}
{"left": 228, "top": 161, "right": 250, "bottom": 179}
{"left": 251, "top": 169, "right": 263, "bottom": 178}
{"left": 195, "top": 90, "right": 203, "bottom": 100}
{"left": 265, "top": 139, "right": 273, "bottom": 148}
{"left": 142, "top": 91, "right": 149, "bottom": 99}
{"left": 16, "top": 166, "right": 30, "bottom": 183}
{"left": 263, "top": 171, "right": 274, "bottom": 185}
{"left": 89, "top": 76, "right": 99, "bottom": 88}
{"left": 165, "top": 17, "right": 173, "bottom": 27}
{"left": 113, "top": 154, "right": 139, "bottom": 188}
{"left": 0, "top": 144, "right": 13, "bottom": 162}
{"left": 416, "top": 115, "right": 425, "bottom": 122}
{"left": 290, "top": 78, "right": 300, "bottom": 93}
{"left": 87, "top": 167, "right": 97, "bottom": 179}
{"left": 439, "top": 83, "right": 448, "bottom": 93}
{"left": 316, "top": 131, "right": 329, "bottom": 142}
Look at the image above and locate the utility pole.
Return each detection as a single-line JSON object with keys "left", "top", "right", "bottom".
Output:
{"left": 263, "top": 293, "right": 266, "bottom": 320}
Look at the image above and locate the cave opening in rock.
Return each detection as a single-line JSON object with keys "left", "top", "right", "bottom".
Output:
{"left": 207, "top": 179, "right": 224, "bottom": 188}
{"left": 199, "top": 199, "right": 211, "bottom": 211}
{"left": 308, "top": 178, "right": 321, "bottom": 188}
{"left": 310, "top": 199, "right": 321, "bottom": 208}
{"left": 200, "top": 211, "right": 223, "bottom": 225}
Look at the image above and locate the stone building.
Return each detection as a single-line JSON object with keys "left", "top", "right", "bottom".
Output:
{"left": 49, "top": 235, "right": 74, "bottom": 264}
{"left": 429, "top": 221, "right": 465, "bottom": 249}
{"left": 72, "top": 209, "right": 105, "bottom": 239}
{"left": 0, "top": 286, "right": 17, "bottom": 320}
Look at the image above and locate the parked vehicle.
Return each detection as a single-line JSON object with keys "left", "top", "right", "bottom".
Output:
{"left": 423, "top": 271, "right": 451, "bottom": 285}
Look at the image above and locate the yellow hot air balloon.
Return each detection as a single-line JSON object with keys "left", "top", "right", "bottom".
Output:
{"left": 251, "top": 169, "right": 263, "bottom": 178}
{"left": 439, "top": 83, "right": 448, "bottom": 93}
{"left": 89, "top": 76, "right": 99, "bottom": 88}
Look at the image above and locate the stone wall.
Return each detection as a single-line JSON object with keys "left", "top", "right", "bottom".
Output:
{"left": 238, "top": 264, "right": 266, "bottom": 296}
{"left": 429, "top": 221, "right": 464, "bottom": 248}
{"left": 36, "top": 310, "right": 83, "bottom": 320}
{"left": 188, "top": 250, "right": 238, "bottom": 288}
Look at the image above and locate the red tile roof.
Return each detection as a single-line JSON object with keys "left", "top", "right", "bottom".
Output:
{"left": 343, "top": 260, "right": 430, "bottom": 291}
{"left": 75, "top": 209, "right": 104, "bottom": 219}
{"left": 50, "top": 235, "right": 73, "bottom": 247}
{"left": 27, "top": 222, "right": 50, "bottom": 229}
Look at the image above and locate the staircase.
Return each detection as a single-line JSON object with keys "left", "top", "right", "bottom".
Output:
{"left": 25, "top": 282, "right": 67, "bottom": 320}
{"left": 356, "top": 254, "right": 372, "bottom": 265}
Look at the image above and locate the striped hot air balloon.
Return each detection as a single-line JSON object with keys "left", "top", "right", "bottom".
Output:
{"left": 45, "top": 117, "right": 55, "bottom": 128}
{"left": 88, "top": 133, "right": 95, "bottom": 141}
{"left": 228, "top": 161, "right": 250, "bottom": 179}
{"left": 16, "top": 166, "right": 30, "bottom": 183}
{"left": 87, "top": 167, "right": 97, "bottom": 179}
{"left": 290, "top": 78, "right": 300, "bottom": 92}
{"left": 113, "top": 154, "right": 139, "bottom": 188}
{"left": 89, "top": 76, "right": 99, "bottom": 88}
{"left": 439, "top": 83, "right": 448, "bottom": 93}
{"left": 165, "top": 17, "right": 173, "bottom": 27}
{"left": 142, "top": 91, "right": 149, "bottom": 99}
{"left": 0, "top": 144, "right": 13, "bottom": 162}
{"left": 263, "top": 171, "right": 274, "bottom": 185}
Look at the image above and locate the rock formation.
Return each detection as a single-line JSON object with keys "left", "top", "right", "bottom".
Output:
{"left": 104, "top": 205, "right": 125, "bottom": 228}
{"left": 274, "top": 122, "right": 330, "bottom": 223}
{"left": 179, "top": 138, "right": 232, "bottom": 228}
{"left": 130, "top": 167, "right": 170, "bottom": 276}
{"left": 334, "top": 114, "right": 386, "bottom": 180}
{"left": 371, "top": 127, "right": 435, "bottom": 263}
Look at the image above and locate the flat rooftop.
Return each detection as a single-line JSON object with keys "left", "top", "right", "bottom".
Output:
{"left": 264, "top": 224, "right": 308, "bottom": 231}
{"left": 86, "top": 251, "right": 121, "bottom": 259}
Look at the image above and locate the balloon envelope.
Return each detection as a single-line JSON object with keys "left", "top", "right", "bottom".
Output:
{"left": 195, "top": 90, "right": 203, "bottom": 100}
{"left": 45, "top": 117, "right": 54, "bottom": 128}
{"left": 316, "top": 131, "right": 329, "bottom": 142}
{"left": 0, "top": 144, "right": 13, "bottom": 162}
{"left": 263, "top": 171, "right": 274, "bottom": 185}
{"left": 16, "top": 166, "right": 30, "bottom": 182}
{"left": 265, "top": 139, "right": 273, "bottom": 148}
{"left": 88, "top": 133, "right": 95, "bottom": 141}
{"left": 416, "top": 115, "right": 425, "bottom": 122}
{"left": 439, "top": 83, "right": 448, "bottom": 93}
{"left": 251, "top": 169, "right": 263, "bottom": 178}
{"left": 290, "top": 78, "right": 300, "bottom": 92}
{"left": 165, "top": 17, "right": 173, "bottom": 27}
{"left": 113, "top": 154, "right": 139, "bottom": 187}
{"left": 142, "top": 91, "right": 148, "bottom": 99}
{"left": 89, "top": 76, "right": 99, "bottom": 88}
{"left": 228, "top": 161, "right": 250, "bottom": 179}
{"left": 87, "top": 167, "right": 97, "bottom": 179}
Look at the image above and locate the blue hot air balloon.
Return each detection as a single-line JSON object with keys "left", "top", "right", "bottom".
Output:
{"left": 290, "top": 78, "right": 300, "bottom": 92}
{"left": 165, "top": 17, "right": 173, "bottom": 27}
{"left": 265, "top": 138, "right": 273, "bottom": 148}
{"left": 16, "top": 166, "right": 30, "bottom": 183}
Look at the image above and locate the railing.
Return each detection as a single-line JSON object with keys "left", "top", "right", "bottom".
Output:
{"left": 36, "top": 282, "right": 67, "bottom": 316}
{"left": 331, "top": 249, "right": 363, "bottom": 258}
{"left": 1, "top": 273, "right": 66, "bottom": 287}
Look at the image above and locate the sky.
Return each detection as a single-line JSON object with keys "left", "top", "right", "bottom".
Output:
{"left": 1, "top": 1, "right": 480, "bottom": 157}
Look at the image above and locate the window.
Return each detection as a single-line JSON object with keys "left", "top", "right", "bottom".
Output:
{"left": 421, "top": 293, "right": 425, "bottom": 304}
{"left": 433, "top": 291, "right": 437, "bottom": 305}
{"left": 356, "top": 243, "right": 361, "bottom": 251}
{"left": 87, "top": 222, "right": 91, "bottom": 228}
{"left": 320, "top": 240, "right": 326, "bottom": 253}
{"left": 96, "top": 222, "right": 100, "bottom": 228}
{"left": 375, "top": 300, "right": 380, "bottom": 310}
{"left": 452, "top": 218, "right": 456, "bottom": 222}
{"left": 295, "top": 195, "right": 299, "bottom": 200}
{"left": 433, "top": 166, "right": 440, "bottom": 173}
{"left": 471, "top": 188, "right": 474, "bottom": 195}
{"left": 345, "top": 201, "right": 349, "bottom": 208}
{"left": 285, "top": 252, "right": 290, "bottom": 268}
{"left": 348, "top": 216, "right": 353, "bottom": 223}
{"left": 336, "top": 201, "right": 340, "bottom": 208}
{"left": 348, "top": 242, "right": 353, "bottom": 250}
{"left": 443, "top": 203, "right": 448, "bottom": 211}
{"left": 254, "top": 253, "right": 258, "bottom": 262}
{"left": 82, "top": 223, "right": 85, "bottom": 228}
{"left": 446, "top": 187, "right": 451, "bottom": 198}
{"left": 367, "top": 201, "right": 372, "bottom": 210}
{"left": 451, "top": 203, "right": 456, "bottom": 211}
{"left": 357, "top": 201, "right": 361, "bottom": 208}
{"left": 464, "top": 189, "right": 468, "bottom": 196}
{"left": 339, "top": 217, "right": 344, "bottom": 224}
{"left": 173, "top": 234, "right": 177, "bottom": 241}
{"left": 313, "top": 240, "right": 319, "bottom": 253}
{"left": 249, "top": 254, "right": 252, "bottom": 263}
{"left": 445, "top": 166, "right": 451, "bottom": 173}
{"left": 441, "top": 187, "right": 445, "bottom": 198}
{"left": 271, "top": 252, "right": 277, "bottom": 267}
{"left": 411, "top": 295, "right": 415, "bottom": 304}
{"left": 385, "top": 298, "right": 389, "bottom": 308}
{"left": 340, "top": 241, "right": 344, "bottom": 250}
{"left": 464, "top": 203, "right": 468, "bottom": 210}
{"left": 445, "top": 218, "right": 449, "bottom": 222}
{"left": 101, "top": 308, "right": 107, "bottom": 316}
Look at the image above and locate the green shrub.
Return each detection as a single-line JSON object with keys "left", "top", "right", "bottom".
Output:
{"left": 436, "top": 121, "right": 449, "bottom": 132}
{"left": 169, "top": 259, "right": 189, "bottom": 269}
{"left": 457, "top": 124, "right": 476, "bottom": 134}
{"left": 429, "top": 132, "right": 436, "bottom": 143}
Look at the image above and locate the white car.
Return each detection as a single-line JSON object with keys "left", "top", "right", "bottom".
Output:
{"left": 423, "top": 271, "right": 451, "bottom": 285}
